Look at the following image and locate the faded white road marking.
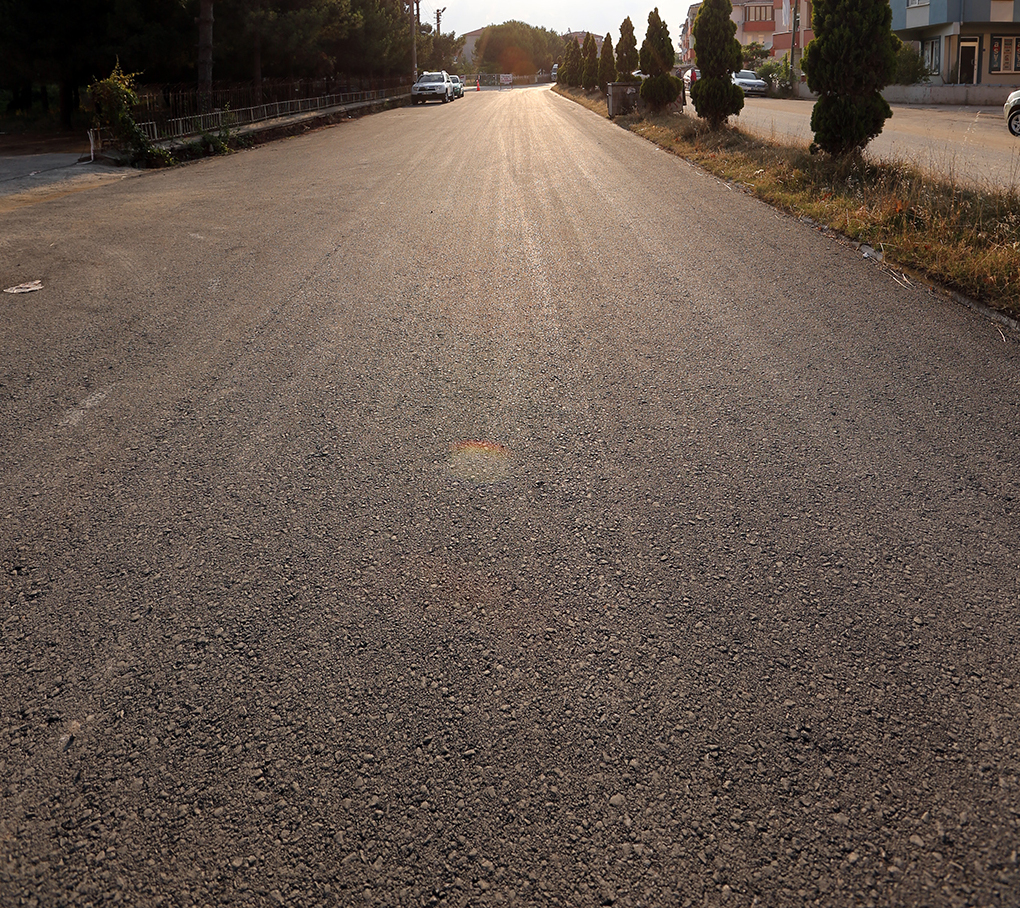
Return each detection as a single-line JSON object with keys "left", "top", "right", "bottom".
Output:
{"left": 59, "top": 389, "right": 110, "bottom": 427}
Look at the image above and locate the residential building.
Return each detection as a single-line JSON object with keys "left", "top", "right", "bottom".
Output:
{"left": 734, "top": 0, "right": 778, "bottom": 47}
{"left": 769, "top": 0, "right": 814, "bottom": 65}
{"left": 680, "top": 4, "right": 701, "bottom": 63}
{"left": 681, "top": 0, "right": 813, "bottom": 64}
{"left": 458, "top": 28, "right": 486, "bottom": 66}
{"left": 891, "top": 0, "right": 1020, "bottom": 85}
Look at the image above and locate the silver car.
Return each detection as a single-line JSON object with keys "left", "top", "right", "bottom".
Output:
{"left": 732, "top": 69, "right": 768, "bottom": 96}
{"left": 1005, "top": 89, "right": 1020, "bottom": 135}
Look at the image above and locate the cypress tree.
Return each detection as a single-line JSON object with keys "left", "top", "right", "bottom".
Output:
{"left": 639, "top": 8, "right": 681, "bottom": 110}
{"left": 599, "top": 32, "right": 616, "bottom": 91}
{"left": 563, "top": 36, "right": 582, "bottom": 87}
{"left": 690, "top": 0, "right": 744, "bottom": 129}
{"left": 581, "top": 32, "right": 598, "bottom": 90}
{"left": 802, "top": 0, "right": 898, "bottom": 155}
{"left": 615, "top": 17, "right": 639, "bottom": 80}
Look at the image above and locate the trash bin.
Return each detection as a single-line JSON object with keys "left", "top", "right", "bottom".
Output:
{"left": 607, "top": 82, "right": 642, "bottom": 119}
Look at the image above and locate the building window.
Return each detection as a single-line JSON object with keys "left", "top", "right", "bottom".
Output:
{"left": 923, "top": 37, "right": 941, "bottom": 73}
{"left": 990, "top": 36, "right": 1019, "bottom": 73}
{"left": 906, "top": 0, "right": 928, "bottom": 7}
{"left": 744, "top": 5, "right": 774, "bottom": 21}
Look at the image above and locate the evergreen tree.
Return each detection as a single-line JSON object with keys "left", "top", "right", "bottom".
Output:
{"left": 802, "top": 0, "right": 898, "bottom": 155}
{"left": 638, "top": 8, "right": 681, "bottom": 110}
{"left": 615, "top": 16, "right": 638, "bottom": 79}
{"left": 563, "top": 36, "right": 582, "bottom": 87}
{"left": 581, "top": 32, "right": 598, "bottom": 90}
{"left": 598, "top": 32, "right": 616, "bottom": 91}
{"left": 690, "top": 0, "right": 744, "bottom": 129}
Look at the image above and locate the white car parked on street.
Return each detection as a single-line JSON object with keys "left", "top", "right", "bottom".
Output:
{"left": 732, "top": 70, "right": 768, "bottom": 95}
{"left": 412, "top": 71, "right": 454, "bottom": 104}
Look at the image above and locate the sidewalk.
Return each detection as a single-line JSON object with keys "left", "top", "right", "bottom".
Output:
{"left": 0, "top": 153, "right": 138, "bottom": 207}
{"left": 0, "top": 93, "right": 406, "bottom": 207}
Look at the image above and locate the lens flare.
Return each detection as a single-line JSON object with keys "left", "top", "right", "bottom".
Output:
{"left": 449, "top": 440, "right": 511, "bottom": 484}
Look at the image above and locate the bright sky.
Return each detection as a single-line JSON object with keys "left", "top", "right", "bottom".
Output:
{"left": 432, "top": 0, "right": 698, "bottom": 44}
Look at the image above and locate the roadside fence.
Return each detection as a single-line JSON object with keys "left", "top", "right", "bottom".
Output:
{"left": 88, "top": 77, "right": 410, "bottom": 149}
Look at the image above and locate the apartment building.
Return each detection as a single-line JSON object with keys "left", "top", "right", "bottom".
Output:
{"left": 891, "top": 0, "right": 1020, "bottom": 84}
{"left": 680, "top": 0, "right": 814, "bottom": 63}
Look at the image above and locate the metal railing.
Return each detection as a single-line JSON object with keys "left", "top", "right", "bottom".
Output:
{"left": 134, "top": 88, "right": 407, "bottom": 142}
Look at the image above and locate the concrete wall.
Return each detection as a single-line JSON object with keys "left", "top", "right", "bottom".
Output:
{"left": 793, "top": 82, "right": 1018, "bottom": 103}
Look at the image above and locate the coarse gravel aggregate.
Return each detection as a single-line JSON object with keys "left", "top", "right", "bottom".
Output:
{"left": 2, "top": 86, "right": 1019, "bottom": 907}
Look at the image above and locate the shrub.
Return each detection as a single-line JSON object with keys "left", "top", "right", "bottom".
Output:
{"left": 893, "top": 39, "right": 930, "bottom": 85}
{"left": 802, "top": 0, "right": 898, "bottom": 155}
{"left": 638, "top": 8, "right": 681, "bottom": 110}
{"left": 641, "top": 73, "right": 684, "bottom": 108}
{"left": 690, "top": 0, "right": 743, "bottom": 128}
{"left": 758, "top": 53, "right": 793, "bottom": 95}
{"left": 89, "top": 61, "right": 172, "bottom": 167}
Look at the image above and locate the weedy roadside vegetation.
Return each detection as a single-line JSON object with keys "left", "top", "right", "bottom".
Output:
{"left": 556, "top": 84, "right": 1020, "bottom": 320}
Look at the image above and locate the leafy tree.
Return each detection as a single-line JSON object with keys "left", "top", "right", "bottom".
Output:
{"left": 615, "top": 16, "right": 638, "bottom": 79}
{"left": 690, "top": 0, "right": 743, "bottom": 129}
{"left": 0, "top": 0, "right": 193, "bottom": 128}
{"left": 581, "top": 33, "right": 598, "bottom": 90}
{"left": 474, "top": 20, "right": 562, "bottom": 75}
{"left": 802, "top": 0, "right": 898, "bottom": 155}
{"left": 598, "top": 32, "right": 616, "bottom": 91}
{"left": 742, "top": 41, "right": 769, "bottom": 71}
{"left": 330, "top": 0, "right": 409, "bottom": 77}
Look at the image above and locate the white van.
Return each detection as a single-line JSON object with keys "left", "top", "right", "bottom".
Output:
{"left": 551, "top": 64, "right": 559, "bottom": 82}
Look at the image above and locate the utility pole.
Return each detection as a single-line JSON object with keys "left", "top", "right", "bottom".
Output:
{"left": 790, "top": 0, "right": 800, "bottom": 85}
{"left": 436, "top": 7, "right": 446, "bottom": 33}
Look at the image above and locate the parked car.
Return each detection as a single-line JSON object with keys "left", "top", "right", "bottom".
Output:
{"left": 450, "top": 75, "right": 464, "bottom": 98}
{"left": 683, "top": 68, "right": 700, "bottom": 90}
{"left": 1005, "top": 89, "right": 1020, "bottom": 135}
{"left": 412, "top": 71, "right": 454, "bottom": 104}
{"left": 732, "top": 69, "right": 768, "bottom": 95}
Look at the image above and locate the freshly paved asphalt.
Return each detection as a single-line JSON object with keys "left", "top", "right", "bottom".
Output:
{"left": 1, "top": 86, "right": 1018, "bottom": 907}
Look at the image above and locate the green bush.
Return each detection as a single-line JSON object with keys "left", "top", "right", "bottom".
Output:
{"left": 89, "top": 61, "right": 172, "bottom": 167}
{"left": 802, "top": 0, "right": 898, "bottom": 155}
{"left": 691, "top": 0, "right": 744, "bottom": 128}
{"left": 641, "top": 73, "right": 683, "bottom": 108}
{"left": 758, "top": 53, "right": 793, "bottom": 95}
{"left": 637, "top": 8, "right": 681, "bottom": 110}
{"left": 893, "top": 39, "right": 930, "bottom": 84}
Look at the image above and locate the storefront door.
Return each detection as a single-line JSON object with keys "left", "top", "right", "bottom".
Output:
{"left": 959, "top": 39, "right": 978, "bottom": 83}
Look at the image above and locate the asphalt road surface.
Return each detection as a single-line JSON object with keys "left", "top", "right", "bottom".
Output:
{"left": 735, "top": 97, "right": 1020, "bottom": 190}
{"left": 2, "top": 86, "right": 1019, "bottom": 907}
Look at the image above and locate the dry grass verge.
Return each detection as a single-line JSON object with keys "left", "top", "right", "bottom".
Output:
{"left": 554, "top": 84, "right": 1020, "bottom": 321}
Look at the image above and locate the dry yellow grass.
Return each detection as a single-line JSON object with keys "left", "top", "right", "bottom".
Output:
{"left": 554, "top": 84, "right": 1020, "bottom": 320}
